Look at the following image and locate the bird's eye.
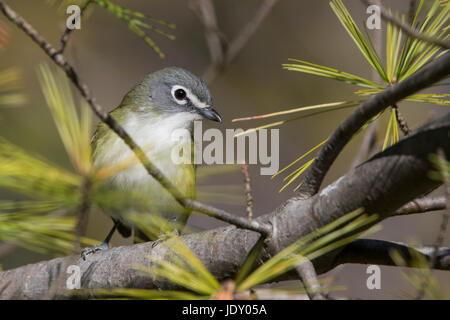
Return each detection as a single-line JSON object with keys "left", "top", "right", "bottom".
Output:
{"left": 174, "top": 88, "right": 186, "bottom": 100}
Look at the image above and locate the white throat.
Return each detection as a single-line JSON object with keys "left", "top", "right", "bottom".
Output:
{"left": 95, "top": 112, "right": 199, "bottom": 187}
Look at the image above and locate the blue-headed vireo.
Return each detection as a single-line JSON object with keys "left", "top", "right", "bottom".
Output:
{"left": 82, "top": 67, "right": 221, "bottom": 259}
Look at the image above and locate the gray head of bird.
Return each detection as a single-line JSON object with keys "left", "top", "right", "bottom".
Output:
{"left": 119, "top": 66, "right": 222, "bottom": 124}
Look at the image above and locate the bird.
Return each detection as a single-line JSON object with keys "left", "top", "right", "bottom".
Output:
{"left": 81, "top": 67, "right": 221, "bottom": 259}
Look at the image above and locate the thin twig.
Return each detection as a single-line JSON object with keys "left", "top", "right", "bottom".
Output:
{"left": 72, "top": 175, "right": 92, "bottom": 254}
{"left": 390, "top": 77, "right": 411, "bottom": 136}
{"left": 184, "top": 199, "right": 270, "bottom": 235}
{"left": 351, "top": 0, "right": 381, "bottom": 168}
{"left": 225, "top": 0, "right": 279, "bottom": 64}
{"left": 189, "top": 0, "right": 225, "bottom": 69}
{"left": 296, "top": 259, "right": 325, "bottom": 300}
{"left": 0, "top": 0, "right": 271, "bottom": 237}
{"left": 393, "top": 196, "right": 446, "bottom": 216}
{"left": 57, "top": 0, "right": 92, "bottom": 54}
{"left": 407, "top": 0, "right": 418, "bottom": 26}
{"left": 361, "top": 0, "right": 450, "bottom": 50}
{"left": 241, "top": 164, "right": 253, "bottom": 220}
{"left": 193, "top": 0, "right": 280, "bottom": 83}
{"left": 392, "top": 104, "right": 411, "bottom": 136}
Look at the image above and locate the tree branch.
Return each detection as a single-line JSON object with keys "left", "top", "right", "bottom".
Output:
{"left": 56, "top": 0, "right": 92, "bottom": 54}
{"left": 296, "top": 259, "right": 325, "bottom": 300}
{"left": 393, "top": 196, "right": 446, "bottom": 216}
{"left": 190, "top": 0, "right": 225, "bottom": 68}
{"left": 241, "top": 164, "right": 253, "bottom": 220}
{"left": 1, "top": 112, "right": 449, "bottom": 299}
{"left": 334, "top": 239, "right": 450, "bottom": 270}
{"left": 224, "top": 0, "right": 279, "bottom": 64}
{"left": 193, "top": 0, "right": 280, "bottom": 82}
{"left": 297, "top": 51, "right": 450, "bottom": 198}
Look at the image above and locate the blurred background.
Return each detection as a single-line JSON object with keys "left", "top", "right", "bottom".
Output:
{"left": 0, "top": 0, "right": 448, "bottom": 299}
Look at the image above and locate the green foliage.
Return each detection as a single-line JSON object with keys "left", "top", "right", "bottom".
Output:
{"left": 38, "top": 64, "right": 92, "bottom": 175}
{"left": 331, "top": 0, "right": 388, "bottom": 82}
{"left": 233, "top": 100, "right": 364, "bottom": 137}
{"left": 392, "top": 150, "right": 450, "bottom": 299}
{"left": 197, "top": 165, "right": 247, "bottom": 206}
{"left": 0, "top": 208, "right": 95, "bottom": 255}
{"left": 0, "top": 21, "right": 7, "bottom": 49}
{"left": 235, "top": 209, "right": 379, "bottom": 291}
{"left": 0, "top": 137, "right": 96, "bottom": 254}
{"left": 48, "top": 0, "right": 175, "bottom": 58}
{"left": 0, "top": 68, "right": 26, "bottom": 108}
{"left": 93, "top": 0, "right": 175, "bottom": 58}
{"left": 0, "top": 24, "right": 26, "bottom": 113}
{"left": 382, "top": 109, "right": 400, "bottom": 150}
{"left": 139, "top": 235, "right": 221, "bottom": 296}
{"left": 0, "top": 138, "right": 82, "bottom": 203}
{"left": 0, "top": 65, "right": 97, "bottom": 256}
{"left": 233, "top": 0, "right": 449, "bottom": 191}
{"left": 390, "top": 245, "right": 445, "bottom": 299}
{"left": 428, "top": 151, "right": 450, "bottom": 181}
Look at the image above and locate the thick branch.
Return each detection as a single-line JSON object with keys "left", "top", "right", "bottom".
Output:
{"left": 334, "top": 239, "right": 450, "bottom": 270}
{"left": 1, "top": 113, "right": 449, "bottom": 299}
{"left": 297, "top": 51, "right": 450, "bottom": 197}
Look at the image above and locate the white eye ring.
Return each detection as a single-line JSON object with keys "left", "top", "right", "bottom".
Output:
{"left": 171, "top": 85, "right": 210, "bottom": 109}
{"left": 171, "top": 85, "right": 188, "bottom": 105}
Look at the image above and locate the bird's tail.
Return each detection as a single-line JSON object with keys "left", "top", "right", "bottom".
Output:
{"left": 133, "top": 228, "right": 152, "bottom": 243}
{"left": 116, "top": 220, "right": 132, "bottom": 238}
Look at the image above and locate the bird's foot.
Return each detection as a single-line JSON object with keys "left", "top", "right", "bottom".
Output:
{"left": 81, "top": 242, "right": 109, "bottom": 260}
{"left": 151, "top": 229, "right": 179, "bottom": 248}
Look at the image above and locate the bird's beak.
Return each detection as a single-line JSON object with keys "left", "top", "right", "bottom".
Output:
{"left": 198, "top": 107, "right": 222, "bottom": 123}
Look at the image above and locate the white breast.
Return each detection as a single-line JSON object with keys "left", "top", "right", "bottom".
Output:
{"left": 94, "top": 112, "right": 197, "bottom": 193}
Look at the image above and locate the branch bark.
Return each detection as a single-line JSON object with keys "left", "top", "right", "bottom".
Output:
{"left": 1, "top": 112, "right": 449, "bottom": 299}
{"left": 334, "top": 239, "right": 450, "bottom": 270}
{"left": 56, "top": 0, "right": 92, "bottom": 54}
{"left": 393, "top": 196, "right": 446, "bottom": 216}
